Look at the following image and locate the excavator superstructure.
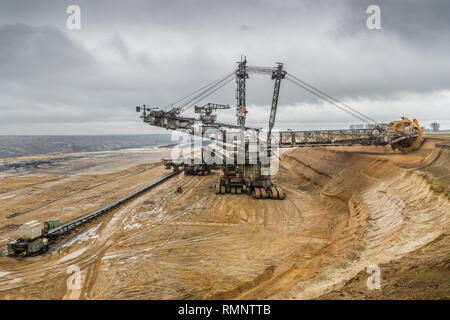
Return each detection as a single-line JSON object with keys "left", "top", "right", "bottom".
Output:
{"left": 137, "top": 58, "right": 424, "bottom": 199}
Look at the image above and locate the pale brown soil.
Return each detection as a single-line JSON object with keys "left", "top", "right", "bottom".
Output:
{"left": 0, "top": 139, "right": 448, "bottom": 300}
{"left": 318, "top": 233, "right": 450, "bottom": 299}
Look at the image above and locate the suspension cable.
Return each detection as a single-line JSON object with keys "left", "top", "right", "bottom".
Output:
{"left": 180, "top": 75, "right": 236, "bottom": 112}
{"left": 286, "top": 73, "right": 376, "bottom": 123}
{"left": 165, "top": 71, "right": 235, "bottom": 111}
{"left": 247, "top": 66, "right": 275, "bottom": 74}
{"left": 248, "top": 67, "right": 374, "bottom": 123}
{"left": 177, "top": 73, "right": 235, "bottom": 112}
{"left": 285, "top": 76, "right": 371, "bottom": 123}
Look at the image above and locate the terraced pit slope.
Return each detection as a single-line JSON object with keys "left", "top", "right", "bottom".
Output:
{"left": 0, "top": 139, "right": 448, "bottom": 299}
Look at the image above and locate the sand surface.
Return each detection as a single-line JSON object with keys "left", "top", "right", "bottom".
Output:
{"left": 0, "top": 140, "right": 448, "bottom": 299}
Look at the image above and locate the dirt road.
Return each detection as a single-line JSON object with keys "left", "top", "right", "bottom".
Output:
{"left": 0, "top": 140, "right": 448, "bottom": 299}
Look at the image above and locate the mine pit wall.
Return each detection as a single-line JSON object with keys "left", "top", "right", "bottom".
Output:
{"left": 417, "top": 144, "right": 450, "bottom": 198}
{"left": 0, "top": 142, "right": 447, "bottom": 300}
{"left": 278, "top": 142, "right": 449, "bottom": 299}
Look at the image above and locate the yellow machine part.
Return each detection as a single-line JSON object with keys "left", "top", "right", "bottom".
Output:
{"left": 388, "top": 117, "right": 424, "bottom": 152}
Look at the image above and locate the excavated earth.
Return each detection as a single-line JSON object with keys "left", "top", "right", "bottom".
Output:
{"left": 0, "top": 139, "right": 448, "bottom": 300}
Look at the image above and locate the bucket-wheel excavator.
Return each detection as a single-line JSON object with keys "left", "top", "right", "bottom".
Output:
{"left": 136, "top": 57, "right": 424, "bottom": 199}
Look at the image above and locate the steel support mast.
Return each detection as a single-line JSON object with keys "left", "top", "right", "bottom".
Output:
{"left": 267, "top": 63, "right": 286, "bottom": 155}
{"left": 236, "top": 57, "right": 248, "bottom": 127}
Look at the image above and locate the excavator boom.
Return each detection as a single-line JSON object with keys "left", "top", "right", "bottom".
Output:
{"left": 136, "top": 57, "right": 425, "bottom": 200}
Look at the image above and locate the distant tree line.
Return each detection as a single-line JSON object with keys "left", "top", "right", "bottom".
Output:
{"left": 350, "top": 122, "right": 442, "bottom": 132}
{"left": 430, "top": 122, "right": 440, "bottom": 132}
{"left": 349, "top": 124, "right": 375, "bottom": 130}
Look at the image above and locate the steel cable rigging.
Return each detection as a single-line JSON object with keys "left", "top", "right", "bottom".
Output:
{"left": 246, "top": 66, "right": 375, "bottom": 124}
{"left": 165, "top": 71, "right": 235, "bottom": 113}
{"left": 179, "top": 75, "right": 235, "bottom": 112}
{"left": 163, "top": 64, "right": 376, "bottom": 126}
{"left": 285, "top": 73, "right": 376, "bottom": 124}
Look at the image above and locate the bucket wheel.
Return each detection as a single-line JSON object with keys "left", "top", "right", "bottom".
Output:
{"left": 388, "top": 117, "right": 424, "bottom": 153}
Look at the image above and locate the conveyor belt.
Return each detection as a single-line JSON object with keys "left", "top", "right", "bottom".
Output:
{"left": 276, "top": 128, "right": 386, "bottom": 148}
{"left": 45, "top": 170, "right": 180, "bottom": 238}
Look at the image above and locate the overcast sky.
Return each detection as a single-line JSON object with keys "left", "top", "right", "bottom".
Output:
{"left": 0, "top": 0, "right": 449, "bottom": 134}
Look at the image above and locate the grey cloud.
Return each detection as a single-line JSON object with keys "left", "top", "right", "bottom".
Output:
{"left": 0, "top": 1, "right": 449, "bottom": 134}
{"left": 337, "top": 0, "right": 450, "bottom": 42}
